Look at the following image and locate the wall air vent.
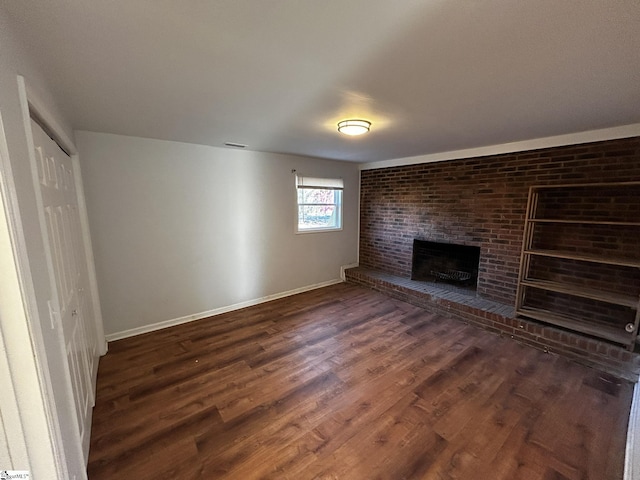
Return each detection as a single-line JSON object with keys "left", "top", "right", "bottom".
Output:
{"left": 224, "top": 142, "right": 247, "bottom": 148}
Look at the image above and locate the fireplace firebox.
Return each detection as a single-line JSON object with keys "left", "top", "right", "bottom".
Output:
{"left": 411, "top": 240, "right": 480, "bottom": 288}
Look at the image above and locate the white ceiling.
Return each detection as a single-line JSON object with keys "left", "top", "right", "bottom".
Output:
{"left": 4, "top": 0, "right": 640, "bottom": 162}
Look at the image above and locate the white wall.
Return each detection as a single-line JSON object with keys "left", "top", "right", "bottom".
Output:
{"left": 0, "top": 5, "right": 87, "bottom": 479}
{"left": 76, "top": 131, "right": 359, "bottom": 337}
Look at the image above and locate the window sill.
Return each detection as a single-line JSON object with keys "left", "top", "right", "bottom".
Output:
{"left": 295, "top": 227, "right": 343, "bottom": 235}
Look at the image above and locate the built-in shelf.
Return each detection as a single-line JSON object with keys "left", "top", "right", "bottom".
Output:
{"left": 523, "top": 249, "right": 640, "bottom": 269}
{"left": 517, "top": 306, "right": 631, "bottom": 346}
{"left": 516, "top": 182, "right": 640, "bottom": 351}
{"left": 520, "top": 278, "right": 638, "bottom": 309}
{"left": 529, "top": 219, "right": 640, "bottom": 227}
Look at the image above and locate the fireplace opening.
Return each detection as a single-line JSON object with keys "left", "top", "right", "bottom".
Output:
{"left": 411, "top": 240, "right": 481, "bottom": 289}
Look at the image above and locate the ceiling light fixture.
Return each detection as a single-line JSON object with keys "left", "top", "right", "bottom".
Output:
{"left": 337, "top": 119, "right": 371, "bottom": 136}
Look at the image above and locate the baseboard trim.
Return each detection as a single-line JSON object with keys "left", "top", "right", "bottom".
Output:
{"left": 625, "top": 382, "right": 640, "bottom": 480}
{"left": 340, "top": 262, "right": 359, "bottom": 281}
{"left": 105, "top": 278, "right": 343, "bottom": 342}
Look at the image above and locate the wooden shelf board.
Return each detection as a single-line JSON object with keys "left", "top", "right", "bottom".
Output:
{"left": 529, "top": 219, "right": 640, "bottom": 226}
{"left": 529, "top": 181, "right": 640, "bottom": 191}
{"left": 517, "top": 306, "right": 632, "bottom": 346}
{"left": 524, "top": 249, "right": 640, "bottom": 268}
{"left": 521, "top": 278, "right": 638, "bottom": 308}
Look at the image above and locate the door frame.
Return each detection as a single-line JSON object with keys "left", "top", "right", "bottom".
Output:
{"left": 0, "top": 75, "right": 105, "bottom": 477}
{"left": 18, "top": 76, "right": 106, "bottom": 358}
{"left": 16, "top": 74, "right": 107, "bottom": 470}
{"left": 0, "top": 86, "right": 68, "bottom": 476}
{"left": 0, "top": 102, "right": 64, "bottom": 477}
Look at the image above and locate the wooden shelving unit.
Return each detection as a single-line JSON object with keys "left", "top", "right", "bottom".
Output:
{"left": 515, "top": 182, "right": 640, "bottom": 351}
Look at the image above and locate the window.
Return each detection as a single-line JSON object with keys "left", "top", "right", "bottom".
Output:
{"left": 296, "top": 175, "right": 343, "bottom": 233}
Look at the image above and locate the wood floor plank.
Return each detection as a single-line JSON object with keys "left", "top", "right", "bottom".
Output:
{"left": 88, "top": 283, "right": 633, "bottom": 479}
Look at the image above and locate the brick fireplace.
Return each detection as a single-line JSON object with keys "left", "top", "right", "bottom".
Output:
{"left": 347, "top": 136, "right": 640, "bottom": 379}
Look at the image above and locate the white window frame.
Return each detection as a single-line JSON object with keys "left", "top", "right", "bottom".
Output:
{"left": 295, "top": 175, "right": 343, "bottom": 234}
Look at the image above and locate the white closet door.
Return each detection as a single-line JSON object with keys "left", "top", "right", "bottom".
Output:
{"left": 30, "top": 118, "right": 97, "bottom": 462}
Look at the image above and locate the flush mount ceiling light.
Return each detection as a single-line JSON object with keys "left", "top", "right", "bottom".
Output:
{"left": 224, "top": 142, "right": 247, "bottom": 148}
{"left": 337, "top": 119, "right": 371, "bottom": 136}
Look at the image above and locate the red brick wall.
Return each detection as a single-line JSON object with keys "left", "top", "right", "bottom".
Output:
{"left": 359, "top": 136, "right": 640, "bottom": 305}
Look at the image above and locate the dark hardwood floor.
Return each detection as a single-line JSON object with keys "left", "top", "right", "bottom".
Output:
{"left": 88, "top": 283, "right": 633, "bottom": 479}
